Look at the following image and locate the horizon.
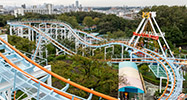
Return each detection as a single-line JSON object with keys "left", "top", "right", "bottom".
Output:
{"left": 1, "top": 0, "right": 187, "bottom": 7}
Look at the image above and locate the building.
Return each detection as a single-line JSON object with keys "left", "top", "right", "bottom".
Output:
{"left": 119, "top": 62, "right": 145, "bottom": 99}
{"left": 46, "top": 4, "right": 53, "bottom": 14}
{"left": 93, "top": 6, "right": 142, "bottom": 20}
{"left": 0, "top": 5, "right": 4, "bottom": 14}
{"left": 21, "top": 4, "right": 26, "bottom": 9}
{"left": 14, "top": 4, "right": 53, "bottom": 17}
{"left": 0, "top": 5, "right": 3, "bottom": 9}
{"left": 76, "top": 0, "right": 79, "bottom": 8}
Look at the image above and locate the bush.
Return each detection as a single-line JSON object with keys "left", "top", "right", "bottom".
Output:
{"left": 154, "top": 90, "right": 165, "bottom": 99}
{"left": 55, "top": 55, "right": 67, "bottom": 60}
{"left": 143, "top": 75, "right": 166, "bottom": 86}
{"left": 139, "top": 64, "right": 149, "bottom": 74}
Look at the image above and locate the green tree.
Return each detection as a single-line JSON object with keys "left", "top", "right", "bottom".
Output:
{"left": 93, "top": 17, "right": 100, "bottom": 25}
{"left": 57, "top": 14, "right": 79, "bottom": 28}
{"left": 139, "top": 64, "right": 149, "bottom": 74}
{"left": 107, "top": 29, "right": 127, "bottom": 39}
{"left": 0, "top": 14, "right": 15, "bottom": 27}
{"left": 50, "top": 55, "right": 118, "bottom": 99}
{"left": 83, "top": 16, "right": 95, "bottom": 27}
{"left": 139, "top": 6, "right": 187, "bottom": 46}
{"left": 162, "top": 25, "right": 183, "bottom": 44}
{"left": 45, "top": 43, "right": 56, "bottom": 56}
{"left": 65, "top": 11, "right": 104, "bottom": 23}
{"left": 8, "top": 35, "right": 35, "bottom": 53}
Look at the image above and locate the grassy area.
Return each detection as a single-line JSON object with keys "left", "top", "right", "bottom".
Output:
{"left": 138, "top": 64, "right": 167, "bottom": 86}
{"left": 139, "top": 64, "right": 187, "bottom": 93}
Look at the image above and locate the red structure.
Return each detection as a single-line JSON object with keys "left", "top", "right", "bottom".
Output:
{"left": 133, "top": 32, "right": 159, "bottom": 40}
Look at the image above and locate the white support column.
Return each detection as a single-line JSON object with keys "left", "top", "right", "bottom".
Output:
{"left": 82, "top": 45, "right": 84, "bottom": 56}
{"left": 130, "top": 53, "right": 133, "bottom": 62}
{"left": 67, "top": 31, "right": 70, "bottom": 40}
{"left": 104, "top": 46, "right": 114, "bottom": 60}
{"left": 84, "top": 35, "right": 86, "bottom": 41}
{"left": 50, "top": 25, "right": 53, "bottom": 36}
{"left": 32, "top": 30, "right": 34, "bottom": 41}
{"left": 92, "top": 49, "right": 96, "bottom": 56}
{"left": 157, "top": 63, "right": 159, "bottom": 76}
{"left": 160, "top": 77, "right": 162, "bottom": 93}
{"left": 128, "top": 35, "right": 136, "bottom": 46}
{"left": 7, "top": 88, "right": 11, "bottom": 100}
{"left": 47, "top": 75, "right": 52, "bottom": 86}
{"left": 45, "top": 48, "right": 48, "bottom": 58}
{"left": 45, "top": 23, "right": 47, "bottom": 33}
{"left": 39, "top": 24, "right": 41, "bottom": 30}
{"left": 177, "top": 65, "right": 182, "bottom": 70}
{"left": 144, "top": 53, "right": 147, "bottom": 62}
{"left": 55, "top": 24, "right": 58, "bottom": 40}
{"left": 28, "top": 23, "right": 31, "bottom": 41}
{"left": 133, "top": 19, "right": 149, "bottom": 47}
{"left": 134, "top": 36, "right": 140, "bottom": 47}
{"left": 18, "top": 27, "right": 20, "bottom": 37}
{"left": 130, "top": 51, "right": 137, "bottom": 62}
{"left": 121, "top": 45, "right": 124, "bottom": 60}
{"left": 75, "top": 40, "right": 78, "bottom": 54}
{"left": 104, "top": 47, "right": 107, "bottom": 60}
{"left": 64, "top": 29, "right": 66, "bottom": 39}
{"left": 111, "top": 45, "right": 114, "bottom": 59}
{"left": 47, "top": 65, "right": 52, "bottom": 86}
{"left": 56, "top": 49, "right": 59, "bottom": 56}
{"left": 20, "top": 27, "right": 23, "bottom": 38}
{"left": 61, "top": 29, "right": 63, "bottom": 39}
{"left": 128, "top": 18, "right": 146, "bottom": 46}
{"left": 184, "top": 70, "right": 186, "bottom": 76}
{"left": 10, "top": 26, "right": 13, "bottom": 35}
{"left": 159, "top": 77, "right": 167, "bottom": 93}
{"left": 89, "top": 38, "right": 91, "bottom": 44}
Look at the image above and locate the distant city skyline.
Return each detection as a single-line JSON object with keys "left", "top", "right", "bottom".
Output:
{"left": 1, "top": 0, "right": 186, "bottom": 7}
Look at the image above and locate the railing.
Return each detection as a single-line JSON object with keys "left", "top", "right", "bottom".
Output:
{"left": 174, "top": 54, "right": 187, "bottom": 59}
{"left": 8, "top": 19, "right": 74, "bottom": 28}
{"left": 18, "top": 49, "right": 48, "bottom": 65}
{"left": 8, "top": 19, "right": 104, "bottom": 41}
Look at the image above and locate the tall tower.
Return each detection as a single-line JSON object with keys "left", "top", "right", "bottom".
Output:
{"left": 76, "top": 0, "right": 79, "bottom": 8}
{"left": 46, "top": 4, "right": 53, "bottom": 14}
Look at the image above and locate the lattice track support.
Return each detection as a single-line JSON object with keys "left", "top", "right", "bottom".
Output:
{"left": 0, "top": 88, "right": 12, "bottom": 100}
{"left": 9, "top": 20, "right": 102, "bottom": 58}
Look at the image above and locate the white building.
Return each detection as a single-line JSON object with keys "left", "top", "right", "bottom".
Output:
{"left": 14, "top": 4, "right": 53, "bottom": 17}
{"left": 0, "top": 5, "right": 5, "bottom": 14}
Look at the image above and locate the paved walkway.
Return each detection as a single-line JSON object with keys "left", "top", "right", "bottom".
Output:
{"left": 143, "top": 81, "right": 165, "bottom": 100}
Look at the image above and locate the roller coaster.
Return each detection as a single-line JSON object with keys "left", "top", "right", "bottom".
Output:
{"left": 0, "top": 12, "right": 186, "bottom": 100}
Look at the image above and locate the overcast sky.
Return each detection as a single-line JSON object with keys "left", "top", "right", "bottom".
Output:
{"left": 1, "top": 0, "right": 187, "bottom": 7}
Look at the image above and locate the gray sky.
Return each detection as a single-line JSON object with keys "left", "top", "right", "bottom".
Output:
{"left": 1, "top": 0, "right": 187, "bottom": 7}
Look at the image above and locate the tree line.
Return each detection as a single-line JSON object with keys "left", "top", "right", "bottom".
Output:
{"left": 0, "top": 5, "right": 186, "bottom": 47}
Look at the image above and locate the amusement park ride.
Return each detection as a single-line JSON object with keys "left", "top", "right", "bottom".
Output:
{"left": 0, "top": 12, "right": 186, "bottom": 100}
